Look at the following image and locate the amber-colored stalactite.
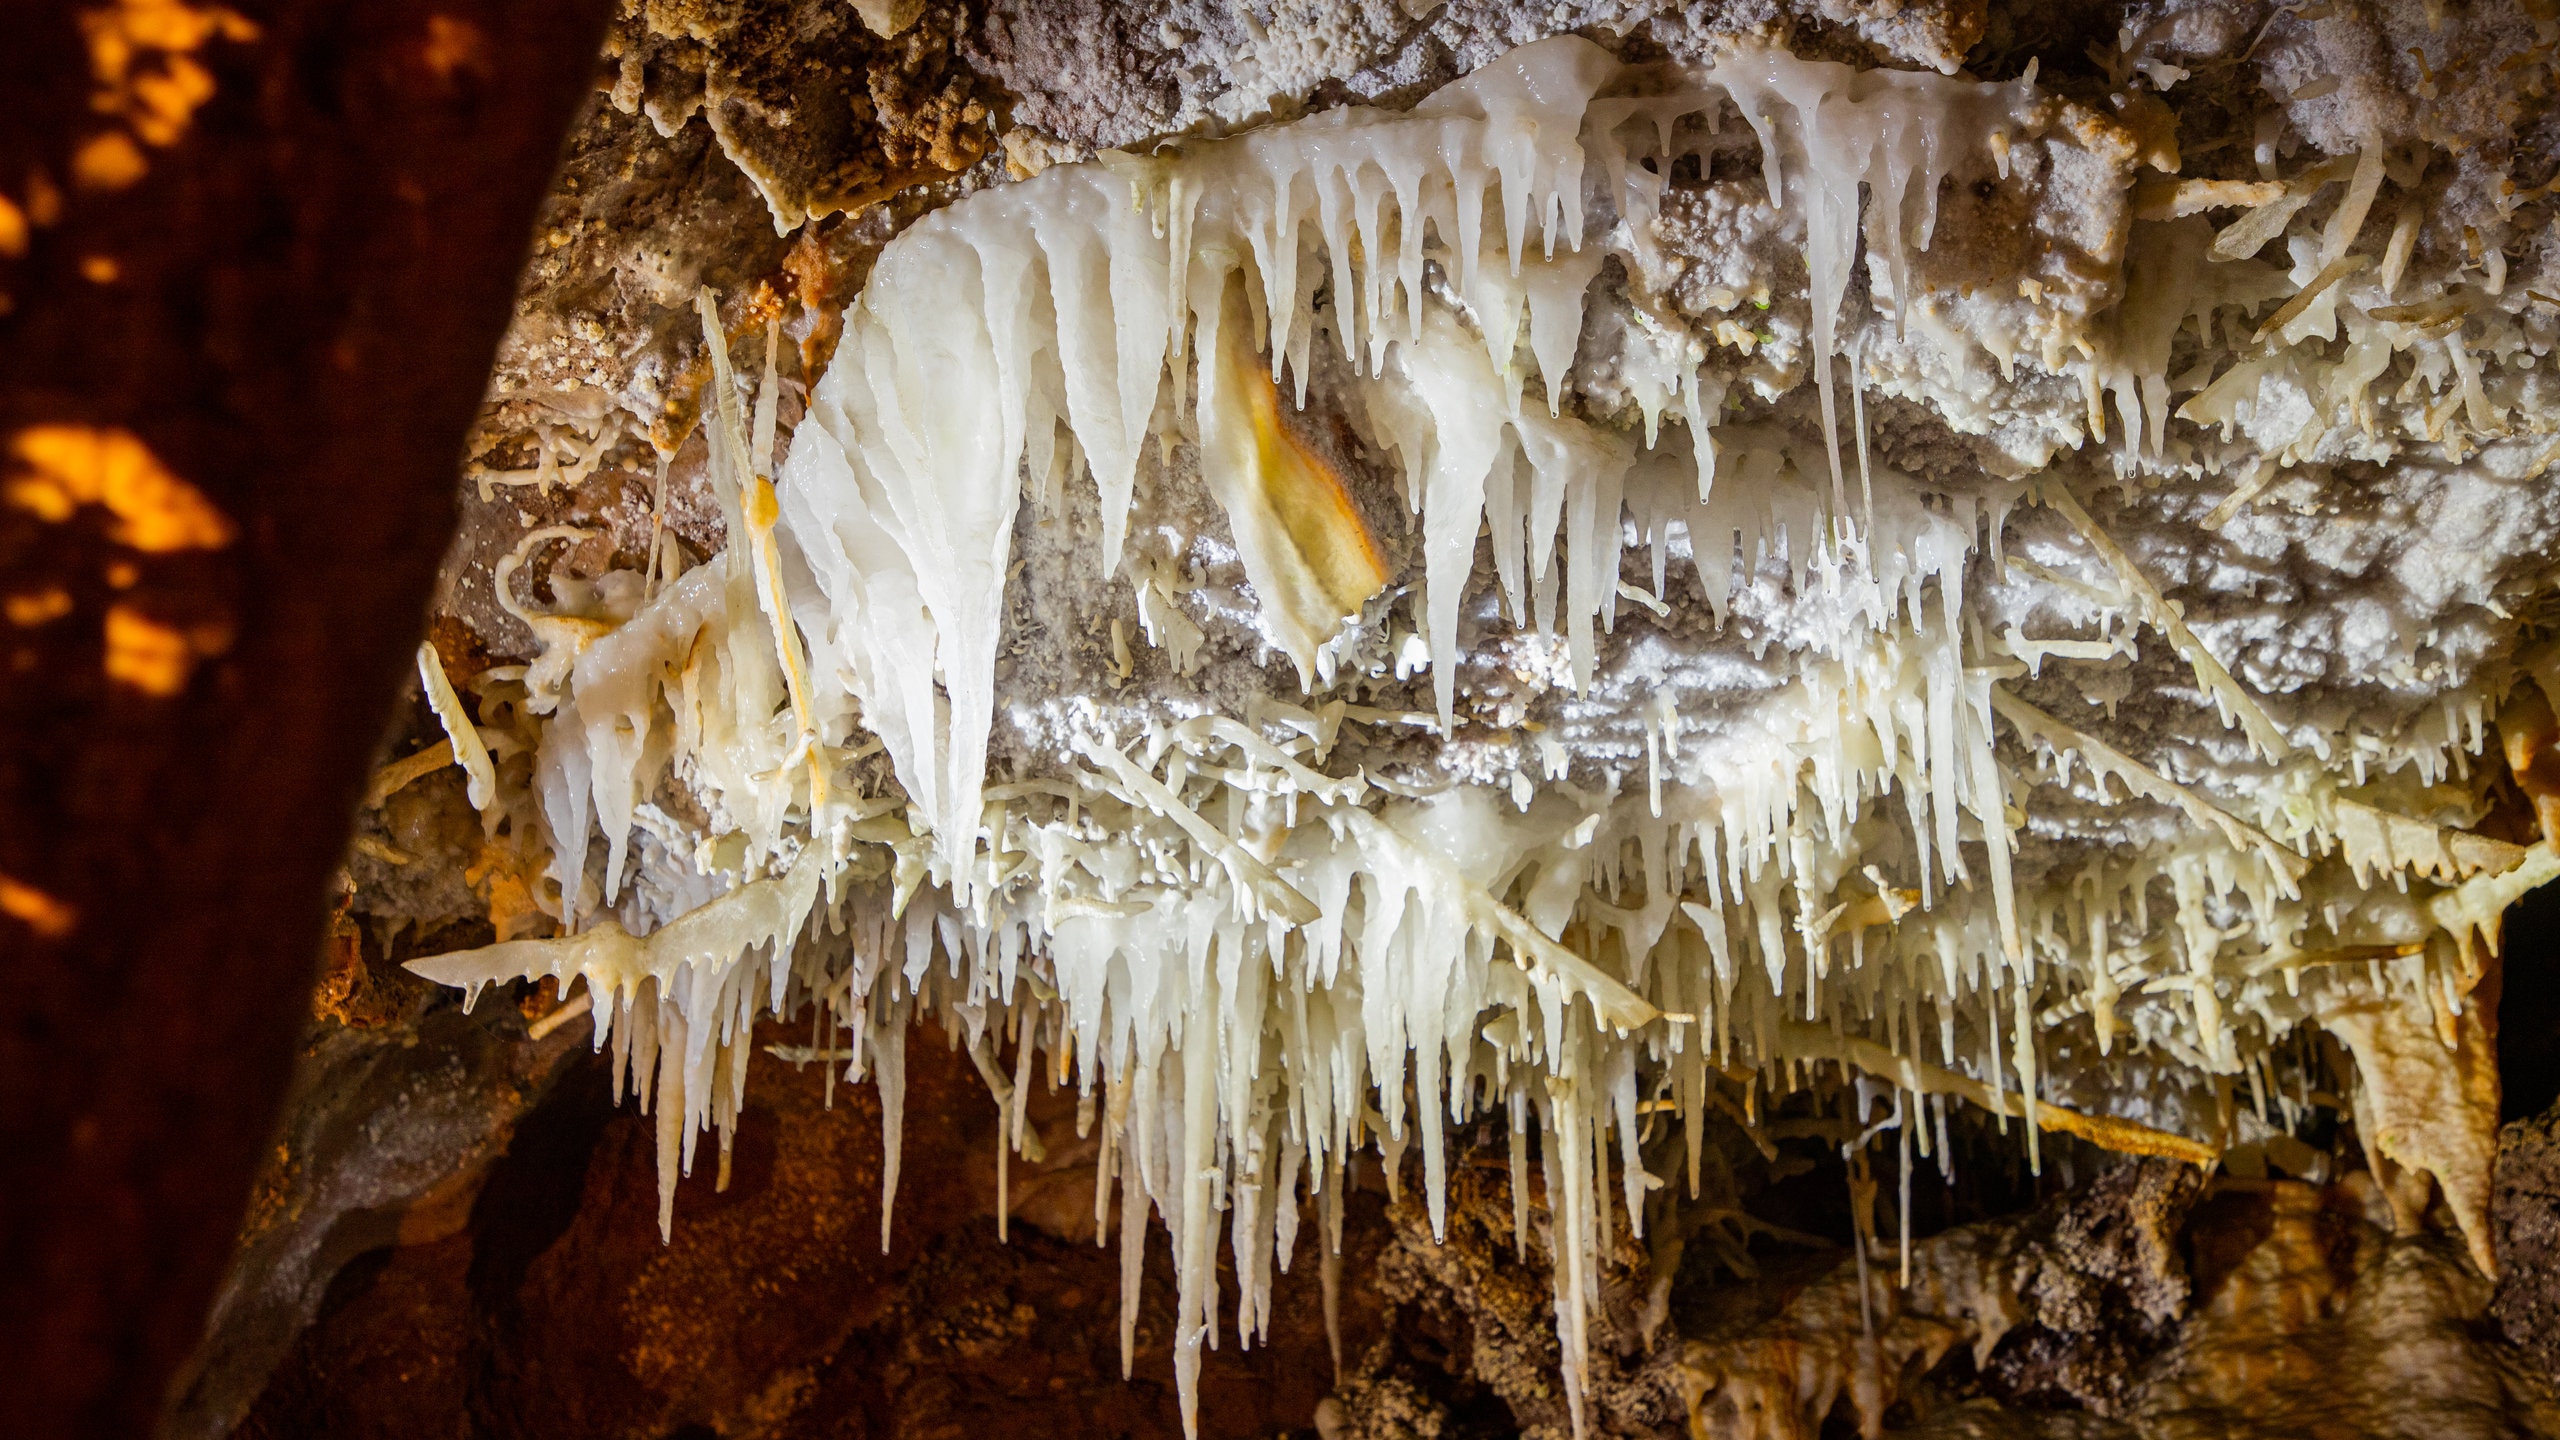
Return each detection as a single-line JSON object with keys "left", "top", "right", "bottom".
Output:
{"left": 0, "top": 2, "right": 610, "bottom": 1433}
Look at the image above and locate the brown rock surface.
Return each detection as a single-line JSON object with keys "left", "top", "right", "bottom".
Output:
{"left": 0, "top": 3, "right": 611, "bottom": 1436}
{"left": 232, "top": 1019, "right": 1387, "bottom": 1440}
{"left": 2497, "top": 1101, "right": 2560, "bottom": 1377}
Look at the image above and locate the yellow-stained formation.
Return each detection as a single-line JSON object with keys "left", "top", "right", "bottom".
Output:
{"left": 1201, "top": 279, "right": 1390, "bottom": 675}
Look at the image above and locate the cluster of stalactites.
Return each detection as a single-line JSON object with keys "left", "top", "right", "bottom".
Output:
{"left": 414, "top": 680, "right": 2544, "bottom": 1435}
{"left": 775, "top": 34, "right": 2039, "bottom": 889}
{"left": 416, "top": 442, "right": 2548, "bottom": 1432}
{"left": 401, "top": 32, "right": 2550, "bottom": 1440}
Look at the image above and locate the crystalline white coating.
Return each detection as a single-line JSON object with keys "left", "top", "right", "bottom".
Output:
{"left": 406, "top": 34, "right": 2554, "bottom": 1438}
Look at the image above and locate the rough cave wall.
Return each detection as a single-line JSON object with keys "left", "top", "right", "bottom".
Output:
{"left": 219, "top": 1006, "right": 1396, "bottom": 1440}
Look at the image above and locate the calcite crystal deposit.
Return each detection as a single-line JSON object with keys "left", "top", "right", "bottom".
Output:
{"left": 240, "top": 0, "right": 2560, "bottom": 1435}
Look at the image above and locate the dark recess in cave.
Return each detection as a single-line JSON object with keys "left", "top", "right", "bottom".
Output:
{"left": 2506, "top": 883, "right": 2560, "bottom": 1123}
{"left": 230, "top": 1020, "right": 1382, "bottom": 1440}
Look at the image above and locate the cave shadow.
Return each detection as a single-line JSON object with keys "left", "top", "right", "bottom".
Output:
{"left": 2502, "top": 880, "right": 2560, "bottom": 1123}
